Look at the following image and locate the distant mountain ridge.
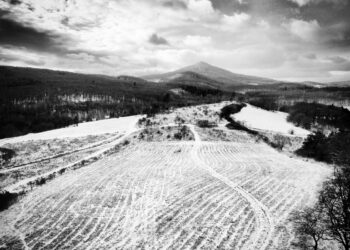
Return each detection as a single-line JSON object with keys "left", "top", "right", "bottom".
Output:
{"left": 327, "top": 81, "right": 350, "bottom": 87}
{"left": 143, "top": 62, "right": 278, "bottom": 88}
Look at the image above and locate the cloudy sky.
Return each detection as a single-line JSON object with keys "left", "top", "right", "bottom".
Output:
{"left": 0, "top": 0, "right": 350, "bottom": 82}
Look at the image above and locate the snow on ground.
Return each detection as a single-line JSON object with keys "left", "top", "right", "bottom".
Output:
{"left": 232, "top": 104, "right": 310, "bottom": 137}
{"left": 0, "top": 125, "right": 331, "bottom": 249}
{"left": 0, "top": 115, "right": 143, "bottom": 146}
{"left": 0, "top": 102, "right": 334, "bottom": 249}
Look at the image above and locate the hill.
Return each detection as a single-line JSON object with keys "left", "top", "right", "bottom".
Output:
{"left": 143, "top": 61, "right": 277, "bottom": 88}
{"left": 326, "top": 80, "right": 350, "bottom": 87}
{"left": 0, "top": 65, "right": 227, "bottom": 139}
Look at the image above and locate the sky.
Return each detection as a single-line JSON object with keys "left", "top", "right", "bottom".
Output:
{"left": 0, "top": 0, "right": 350, "bottom": 82}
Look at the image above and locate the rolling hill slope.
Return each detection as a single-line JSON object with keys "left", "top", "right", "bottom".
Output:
{"left": 0, "top": 65, "right": 227, "bottom": 139}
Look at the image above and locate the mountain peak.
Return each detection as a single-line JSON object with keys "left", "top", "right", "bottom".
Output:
{"left": 182, "top": 61, "right": 218, "bottom": 72}
{"left": 143, "top": 61, "right": 277, "bottom": 87}
{"left": 195, "top": 61, "right": 211, "bottom": 66}
{"left": 190, "top": 61, "right": 214, "bottom": 69}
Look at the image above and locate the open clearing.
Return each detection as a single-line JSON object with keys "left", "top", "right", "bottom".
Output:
{"left": 0, "top": 103, "right": 331, "bottom": 249}
{"left": 232, "top": 104, "right": 310, "bottom": 137}
{"left": 0, "top": 115, "right": 143, "bottom": 146}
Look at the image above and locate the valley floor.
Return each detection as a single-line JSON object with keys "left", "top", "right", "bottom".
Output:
{"left": 0, "top": 103, "right": 332, "bottom": 249}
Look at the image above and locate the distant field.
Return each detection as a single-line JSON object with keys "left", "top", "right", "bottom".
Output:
{"left": 0, "top": 115, "right": 142, "bottom": 146}
{"left": 0, "top": 102, "right": 332, "bottom": 249}
{"left": 232, "top": 104, "right": 310, "bottom": 137}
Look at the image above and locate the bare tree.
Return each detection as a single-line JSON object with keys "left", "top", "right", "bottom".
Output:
{"left": 291, "top": 206, "right": 327, "bottom": 250}
{"left": 319, "top": 167, "right": 350, "bottom": 250}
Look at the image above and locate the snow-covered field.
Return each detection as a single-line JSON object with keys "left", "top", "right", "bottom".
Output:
{"left": 232, "top": 104, "right": 310, "bottom": 137}
{"left": 0, "top": 102, "right": 332, "bottom": 249}
{"left": 0, "top": 115, "right": 143, "bottom": 146}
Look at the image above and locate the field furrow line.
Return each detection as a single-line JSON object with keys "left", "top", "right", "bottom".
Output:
{"left": 162, "top": 186, "right": 235, "bottom": 249}
{"left": 187, "top": 124, "right": 275, "bottom": 250}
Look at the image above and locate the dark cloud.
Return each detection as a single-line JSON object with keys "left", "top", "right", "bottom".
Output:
{"left": 299, "top": 1, "right": 350, "bottom": 26}
{"left": 0, "top": 13, "right": 60, "bottom": 52}
{"left": 0, "top": 11, "right": 107, "bottom": 66}
{"left": 209, "top": 0, "right": 350, "bottom": 48}
{"left": 209, "top": 0, "right": 349, "bottom": 24}
{"left": 162, "top": 0, "right": 187, "bottom": 9}
{"left": 7, "top": 0, "right": 22, "bottom": 5}
{"left": 323, "top": 28, "right": 350, "bottom": 48}
{"left": 208, "top": 0, "right": 296, "bottom": 18}
{"left": 208, "top": 0, "right": 248, "bottom": 15}
{"left": 298, "top": 1, "right": 350, "bottom": 48}
{"left": 149, "top": 33, "right": 168, "bottom": 45}
{"left": 305, "top": 53, "right": 317, "bottom": 59}
{"left": 327, "top": 56, "right": 348, "bottom": 64}
{"left": 0, "top": 50, "right": 45, "bottom": 66}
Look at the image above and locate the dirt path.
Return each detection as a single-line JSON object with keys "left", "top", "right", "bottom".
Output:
{"left": 0, "top": 134, "right": 123, "bottom": 174}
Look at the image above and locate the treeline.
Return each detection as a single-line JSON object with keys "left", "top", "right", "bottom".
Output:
{"left": 233, "top": 83, "right": 350, "bottom": 113}
{"left": 292, "top": 167, "right": 350, "bottom": 250}
{"left": 286, "top": 102, "right": 350, "bottom": 130}
{"left": 290, "top": 107, "right": 350, "bottom": 249}
{"left": 236, "top": 82, "right": 350, "bottom": 106}
{"left": 219, "top": 103, "right": 246, "bottom": 121}
{"left": 293, "top": 131, "right": 350, "bottom": 249}
{"left": 235, "top": 93, "right": 350, "bottom": 131}
{"left": 0, "top": 66, "right": 231, "bottom": 139}
{"left": 0, "top": 106, "right": 78, "bottom": 138}
{"left": 180, "top": 85, "right": 223, "bottom": 97}
{"left": 296, "top": 131, "right": 350, "bottom": 166}
{"left": 0, "top": 91, "right": 227, "bottom": 139}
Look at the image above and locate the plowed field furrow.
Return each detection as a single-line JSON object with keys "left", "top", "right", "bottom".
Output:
{"left": 0, "top": 115, "right": 331, "bottom": 250}
{"left": 160, "top": 186, "right": 234, "bottom": 249}
{"left": 181, "top": 192, "right": 241, "bottom": 250}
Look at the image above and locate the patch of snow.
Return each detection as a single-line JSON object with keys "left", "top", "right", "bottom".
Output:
{"left": 151, "top": 78, "right": 161, "bottom": 82}
{"left": 232, "top": 104, "right": 310, "bottom": 137}
{"left": 169, "top": 88, "right": 187, "bottom": 95}
{"left": 167, "top": 73, "right": 182, "bottom": 80}
{"left": 0, "top": 115, "right": 143, "bottom": 145}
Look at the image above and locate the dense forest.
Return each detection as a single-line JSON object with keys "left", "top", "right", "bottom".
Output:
{"left": 236, "top": 83, "right": 350, "bottom": 111}
{"left": 286, "top": 102, "right": 350, "bottom": 131}
{"left": 296, "top": 131, "right": 350, "bottom": 166}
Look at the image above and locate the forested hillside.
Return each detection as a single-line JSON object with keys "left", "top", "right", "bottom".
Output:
{"left": 0, "top": 66, "right": 227, "bottom": 139}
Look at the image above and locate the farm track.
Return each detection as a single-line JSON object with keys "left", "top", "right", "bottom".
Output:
{"left": 0, "top": 123, "right": 330, "bottom": 249}
{"left": 4, "top": 128, "right": 141, "bottom": 193}
{"left": 0, "top": 133, "right": 123, "bottom": 174}
{"left": 188, "top": 125, "right": 274, "bottom": 250}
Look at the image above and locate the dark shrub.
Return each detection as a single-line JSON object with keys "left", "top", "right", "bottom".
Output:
{"left": 296, "top": 131, "right": 350, "bottom": 166}
{"left": 296, "top": 132, "right": 329, "bottom": 162}
{"left": 0, "top": 147, "right": 16, "bottom": 162}
{"left": 220, "top": 103, "right": 246, "bottom": 121}
{"left": 197, "top": 120, "right": 217, "bottom": 128}
{"left": 0, "top": 191, "right": 18, "bottom": 211}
